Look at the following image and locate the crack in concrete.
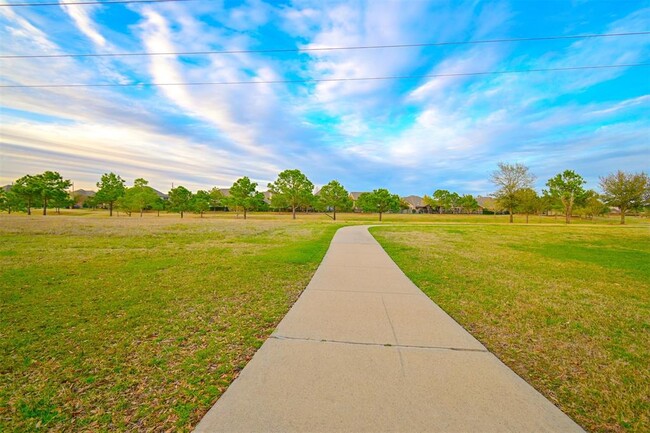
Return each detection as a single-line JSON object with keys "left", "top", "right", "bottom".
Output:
{"left": 381, "top": 295, "right": 406, "bottom": 376}
{"left": 270, "top": 334, "right": 488, "bottom": 353}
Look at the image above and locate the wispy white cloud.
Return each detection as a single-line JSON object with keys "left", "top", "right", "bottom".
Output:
{"left": 300, "top": 1, "right": 433, "bottom": 104}
{"left": 60, "top": 3, "right": 107, "bottom": 47}
{"left": 408, "top": 45, "right": 505, "bottom": 101}
{"left": 135, "top": 5, "right": 318, "bottom": 162}
{"left": 0, "top": 6, "right": 58, "bottom": 55}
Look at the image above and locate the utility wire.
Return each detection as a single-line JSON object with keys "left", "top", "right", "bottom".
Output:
{"left": 2, "top": 31, "right": 648, "bottom": 59}
{"left": 0, "top": 0, "right": 196, "bottom": 7}
{"left": 1, "top": 63, "right": 647, "bottom": 88}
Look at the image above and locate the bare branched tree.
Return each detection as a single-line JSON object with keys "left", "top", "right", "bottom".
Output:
{"left": 491, "top": 162, "right": 535, "bottom": 223}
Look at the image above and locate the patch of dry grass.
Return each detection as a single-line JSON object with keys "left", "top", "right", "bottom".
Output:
{"left": 47, "top": 207, "right": 650, "bottom": 225}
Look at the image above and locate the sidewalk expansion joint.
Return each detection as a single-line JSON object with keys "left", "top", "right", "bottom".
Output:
{"left": 318, "top": 264, "right": 400, "bottom": 270}
{"left": 308, "top": 288, "right": 425, "bottom": 296}
{"left": 270, "top": 334, "right": 488, "bottom": 353}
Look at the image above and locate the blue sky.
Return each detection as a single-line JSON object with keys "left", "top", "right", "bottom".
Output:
{"left": 1, "top": 0, "right": 648, "bottom": 195}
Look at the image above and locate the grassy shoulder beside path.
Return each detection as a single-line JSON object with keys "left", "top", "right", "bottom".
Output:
{"left": 371, "top": 224, "right": 650, "bottom": 433}
{"left": 0, "top": 215, "right": 340, "bottom": 432}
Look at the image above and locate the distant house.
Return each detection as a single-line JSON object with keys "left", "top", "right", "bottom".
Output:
{"left": 72, "top": 189, "right": 96, "bottom": 208}
{"left": 151, "top": 188, "right": 168, "bottom": 200}
{"left": 400, "top": 195, "right": 433, "bottom": 214}
{"left": 1, "top": 184, "right": 11, "bottom": 192}
{"left": 262, "top": 190, "right": 272, "bottom": 205}
{"left": 349, "top": 192, "right": 367, "bottom": 212}
{"left": 475, "top": 196, "right": 495, "bottom": 214}
{"left": 216, "top": 187, "right": 272, "bottom": 206}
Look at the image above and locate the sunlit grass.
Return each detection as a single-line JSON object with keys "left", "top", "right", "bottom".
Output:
{"left": 372, "top": 224, "right": 650, "bottom": 433}
{"left": 0, "top": 215, "right": 340, "bottom": 432}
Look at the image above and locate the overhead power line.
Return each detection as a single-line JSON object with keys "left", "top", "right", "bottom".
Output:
{"left": 2, "top": 31, "right": 648, "bottom": 59}
{"left": 0, "top": 0, "right": 196, "bottom": 7}
{"left": 1, "top": 63, "right": 647, "bottom": 89}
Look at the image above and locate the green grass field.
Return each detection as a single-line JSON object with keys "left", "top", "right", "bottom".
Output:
{"left": 2, "top": 211, "right": 648, "bottom": 432}
{"left": 372, "top": 224, "right": 650, "bottom": 433}
{"left": 0, "top": 214, "right": 340, "bottom": 431}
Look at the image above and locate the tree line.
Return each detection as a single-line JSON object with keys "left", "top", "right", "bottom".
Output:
{"left": 490, "top": 163, "right": 649, "bottom": 224}
{"left": 421, "top": 191, "right": 481, "bottom": 214}
{"left": 1, "top": 166, "right": 648, "bottom": 224}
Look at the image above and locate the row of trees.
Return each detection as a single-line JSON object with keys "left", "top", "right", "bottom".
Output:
{"left": 91, "top": 173, "right": 265, "bottom": 219}
{"left": 2, "top": 167, "right": 648, "bottom": 223}
{"left": 0, "top": 171, "right": 73, "bottom": 215}
{"left": 422, "top": 190, "right": 481, "bottom": 214}
{"left": 85, "top": 170, "right": 400, "bottom": 221}
{"left": 491, "top": 163, "right": 649, "bottom": 224}
{"left": 0, "top": 167, "right": 406, "bottom": 221}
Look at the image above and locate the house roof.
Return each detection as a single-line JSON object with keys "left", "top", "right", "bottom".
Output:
{"left": 401, "top": 195, "right": 424, "bottom": 207}
{"left": 73, "top": 189, "right": 95, "bottom": 197}
{"left": 475, "top": 196, "right": 493, "bottom": 208}
{"left": 151, "top": 188, "right": 168, "bottom": 199}
{"left": 349, "top": 191, "right": 366, "bottom": 200}
{"left": 218, "top": 188, "right": 231, "bottom": 197}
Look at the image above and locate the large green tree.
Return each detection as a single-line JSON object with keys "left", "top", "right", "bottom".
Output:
{"left": 539, "top": 191, "right": 555, "bottom": 217}
{"left": 151, "top": 196, "right": 166, "bottom": 217}
{"left": 545, "top": 170, "right": 587, "bottom": 224}
{"left": 599, "top": 170, "right": 649, "bottom": 224}
{"left": 491, "top": 162, "right": 535, "bottom": 223}
{"left": 580, "top": 190, "right": 609, "bottom": 220}
{"left": 229, "top": 177, "right": 264, "bottom": 220}
{"left": 34, "top": 171, "right": 72, "bottom": 215}
{"left": 168, "top": 186, "right": 193, "bottom": 218}
{"left": 50, "top": 189, "right": 74, "bottom": 214}
{"left": 515, "top": 188, "right": 540, "bottom": 223}
{"left": 458, "top": 194, "right": 479, "bottom": 214}
{"left": 11, "top": 175, "right": 40, "bottom": 215}
{"left": 1, "top": 188, "right": 25, "bottom": 214}
{"left": 356, "top": 188, "right": 400, "bottom": 221}
{"left": 95, "top": 172, "right": 126, "bottom": 217}
{"left": 268, "top": 169, "right": 314, "bottom": 219}
{"left": 116, "top": 179, "right": 157, "bottom": 216}
{"left": 128, "top": 178, "right": 159, "bottom": 217}
{"left": 7, "top": 189, "right": 26, "bottom": 213}
{"left": 424, "top": 189, "right": 459, "bottom": 214}
{"left": 318, "top": 180, "right": 352, "bottom": 221}
{"left": 116, "top": 193, "right": 138, "bottom": 216}
{"left": 191, "top": 190, "right": 212, "bottom": 218}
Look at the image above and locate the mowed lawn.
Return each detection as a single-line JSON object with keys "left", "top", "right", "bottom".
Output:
{"left": 372, "top": 223, "right": 650, "bottom": 433}
{"left": 0, "top": 215, "right": 340, "bottom": 432}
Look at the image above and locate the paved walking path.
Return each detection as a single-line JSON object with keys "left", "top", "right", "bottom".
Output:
{"left": 194, "top": 226, "right": 584, "bottom": 432}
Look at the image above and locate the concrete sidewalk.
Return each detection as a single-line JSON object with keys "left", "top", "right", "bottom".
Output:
{"left": 194, "top": 226, "right": 584, "bottom": 433}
